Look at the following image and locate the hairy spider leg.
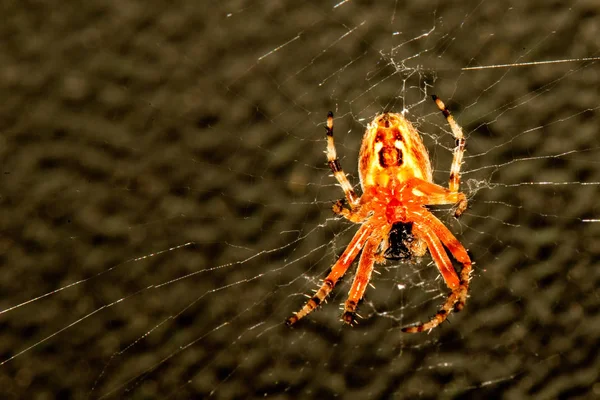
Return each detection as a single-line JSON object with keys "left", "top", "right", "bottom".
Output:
{"left": 402, "top": 212, "right": 471, "bottom": 333}
{"left": 426, "top": 212, "right": 472, "bottom": 310}
{"left": 402, "top": 223, "right": 459, "bottom": 332}
{"left": 286, "top": 223, "right": 373, "bottom": 326}
{"left": 342, "top": 226, "right": 389, "bottom": 324}
{"left": 326, "top": 111, "right": 360, "bottom": 209}
{"left": 332, "top": 198, "right": 371, "bottom": 223}
{"left": 409, "top": 179, "right": 466, "bottom": 207}
{"left": 432, "top": 95, "right": 467, "bottom": 217}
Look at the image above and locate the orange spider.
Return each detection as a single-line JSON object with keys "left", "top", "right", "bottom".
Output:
{"left": 286, "top": 96, "right": 472, "bottom": 333}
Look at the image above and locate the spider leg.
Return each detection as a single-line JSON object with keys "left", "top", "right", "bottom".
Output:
{"left": 326, "top": 112, "right": 360, "bottom": 209}
{"left": 432, "top": 96, "right": 467, "bottom": 217}
{"left": 402, "top": 214, "right": 471, "bottom": 333}
{"left": 332, "top": 199, "right": 370, "bottom": 223}
{"left": 427, "top": 213, "right": 472, "bottom": 311}
{"left": 342, "top": 227, "right": 388, "bottom": 324}
{"left": 409, "top": 178, "right": 467, "bottom": 217}
{"left": 286, "top": 223, "right": 373, "bottom": 326}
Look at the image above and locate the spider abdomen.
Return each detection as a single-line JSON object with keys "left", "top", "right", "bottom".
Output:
{"left": 378, "top": 145, "right": 403, "bottom": 167}
{"left": 359, "top": 113, "right": 433, "bottom": 188}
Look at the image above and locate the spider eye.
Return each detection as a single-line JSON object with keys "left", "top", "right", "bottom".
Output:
{"left": 375, "top": 132, "right": 385, "bottom": 142}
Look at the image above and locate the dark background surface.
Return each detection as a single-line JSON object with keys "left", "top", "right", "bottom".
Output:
{"left": 1, "top": 1, "right": 600, "bottom": 399}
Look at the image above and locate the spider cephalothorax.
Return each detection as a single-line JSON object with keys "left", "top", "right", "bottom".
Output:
{"left": 287, "top": 96, "right": 471, "bottom": 333}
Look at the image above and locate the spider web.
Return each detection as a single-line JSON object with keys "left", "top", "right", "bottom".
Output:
{"left": 2, "top": 0, "right": 600, "bottom": 398}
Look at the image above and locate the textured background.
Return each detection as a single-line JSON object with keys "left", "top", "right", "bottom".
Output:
{"left": 1, "top": 1, "right": 600, "bottom": 399}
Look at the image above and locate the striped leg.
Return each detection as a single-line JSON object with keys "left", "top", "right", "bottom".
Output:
{"left": 408, "top": 178, "right": 467, "bottom": 211}
{"left": 286, "top": 223, "right": 373, "bottom": 326}
{"left": 402, "top": 214, "right": 472, "bottom": 333}
{"left": 432, "top": 96, "right": 467, "bottom": 217}
{"left": 342, "top": 233, "right": 382, "bottom": 325}
{"left": 332, "top": 199, "right": 371, "bottom": 223}
{"left": 326, "top": 112, "right": 360, "bottom": 209}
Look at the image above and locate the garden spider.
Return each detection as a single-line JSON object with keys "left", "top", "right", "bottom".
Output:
{"left": 286, "top": 96, "right": 472, "bottom": 333}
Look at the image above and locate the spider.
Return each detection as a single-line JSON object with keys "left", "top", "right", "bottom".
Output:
{"left": 286, "top": 96, "right": 472, "bottom": 333}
